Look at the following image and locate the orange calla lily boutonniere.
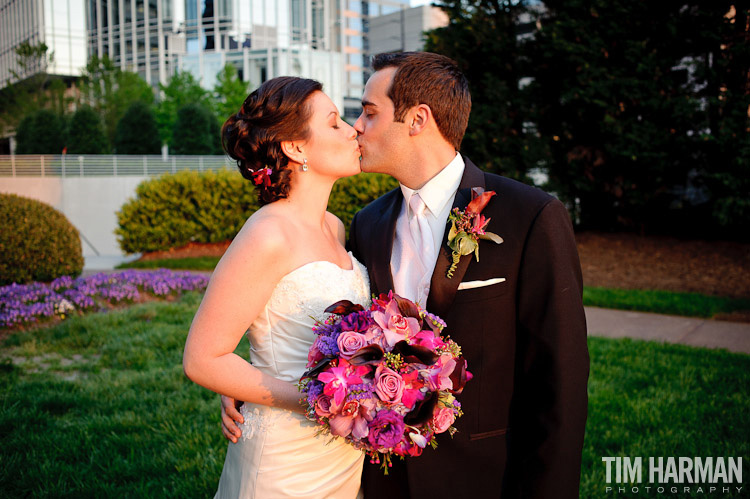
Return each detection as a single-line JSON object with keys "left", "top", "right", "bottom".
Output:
{"left": 446, "top": 188, "right": 503, "bottom": 278}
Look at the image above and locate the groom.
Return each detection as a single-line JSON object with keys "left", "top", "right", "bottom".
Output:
{"left": 223, "top": 52, "right": 589, "bottom": 498}
{"left": 348, "top": 52, "right": 588, "bottom": 498}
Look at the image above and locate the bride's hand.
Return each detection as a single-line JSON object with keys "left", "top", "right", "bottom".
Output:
{"left": 221, "top": 395, "right": 244, "bottom": 443}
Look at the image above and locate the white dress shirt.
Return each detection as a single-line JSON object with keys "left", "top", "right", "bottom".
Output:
{"left": 391, "top": 153, "right": 465, "bottom": 306}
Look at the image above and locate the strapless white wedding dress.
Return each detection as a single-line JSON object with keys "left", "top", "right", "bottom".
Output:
{"left": 214, "top": 252, "right": 370, "bottom": 499}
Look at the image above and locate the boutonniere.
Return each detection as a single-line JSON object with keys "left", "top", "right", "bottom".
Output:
{"left": 446, "top": 187, "right": 503, "bottom": 278}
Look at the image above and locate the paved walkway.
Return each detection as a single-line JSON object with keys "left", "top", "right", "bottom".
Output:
{"left": 586, "top": 306, "right": 750, "bottom": 355}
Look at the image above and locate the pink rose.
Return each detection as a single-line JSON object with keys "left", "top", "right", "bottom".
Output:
{"left": 337, "top": 331, "right": 368, "bottom": 359}
{"left": 374, "top": 363, "right": 405, "bottom": 404}
{"left": 315, "top": 393, "right": 337, "bottom": 418}
{"left": 431, "top": 407, "right": 456, "bottom": 434}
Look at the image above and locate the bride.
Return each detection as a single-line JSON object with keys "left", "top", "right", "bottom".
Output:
{"left": 182, "top": 76, "right": 369, "bottom": 498}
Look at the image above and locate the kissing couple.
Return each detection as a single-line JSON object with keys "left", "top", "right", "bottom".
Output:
{"left": 183, "top": 51, "right": 589, "bottom": 499}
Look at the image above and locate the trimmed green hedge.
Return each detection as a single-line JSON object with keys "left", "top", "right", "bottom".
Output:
{"left": 328, "top": 173, "right": 398, "bottom": 236}
{"left": 0, "top": 194, "right": 83, "bottom": 285}
{"left": 116, "top": 169, "right": 398, "bottom": 254}
{"left": 116, "top": 169, "right": 259, "bottom": 253}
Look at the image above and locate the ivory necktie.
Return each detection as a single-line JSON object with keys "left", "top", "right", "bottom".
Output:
{"left": 408, "top": 193, "right": 434, "bottom": 302}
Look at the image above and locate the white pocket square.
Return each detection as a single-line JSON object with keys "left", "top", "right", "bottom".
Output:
{"left": 457, "top": 278, "right": 506, "bottom": 290}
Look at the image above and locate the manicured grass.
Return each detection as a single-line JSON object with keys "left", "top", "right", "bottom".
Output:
{"left": 1, "top": 297, "right": 747, "bottom": 497}
{"left": 0, "top": 292, "right": 248, "bottom": 497}
{"left": 117, "top": 254, "right": 750, "bottom": 319}
{"left": 584, "top": 286, "right": 750, "bottom": 319}
{"left": 116, "top": 257, "right": 220, "bottom": 271}
{"left": 581, "top": 337, "right": 749, "bottom": 498}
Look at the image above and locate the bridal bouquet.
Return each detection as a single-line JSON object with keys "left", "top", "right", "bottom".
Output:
{"left": 300, "top": 292, "right": 472, "bottom": 470}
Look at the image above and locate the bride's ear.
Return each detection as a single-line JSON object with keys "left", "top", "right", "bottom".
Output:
{"left": 280, "top": 140, "right": 306, "bottom": 165}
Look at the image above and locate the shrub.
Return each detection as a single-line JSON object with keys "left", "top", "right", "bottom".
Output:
{"left": 328, "top": 173, "right": 399, "bottom": 236}
{"left": 114, "top": 101, "right": 162, "bottom": 154}
{"left": 116, "top": 168, "right": 260, "bottom": 253}
{"left": 0, "top": 194, "right": 84, "bottom": 285}
{"left": 67, "top": 105, "right": 108, "bottom": 154}
{"left": 116, "top": 170, "right": 398, "bottom": 254}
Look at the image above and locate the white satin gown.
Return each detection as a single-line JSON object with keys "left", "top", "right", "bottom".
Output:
{"left": 214, "top": 252, "right": 370, "bottom": 499}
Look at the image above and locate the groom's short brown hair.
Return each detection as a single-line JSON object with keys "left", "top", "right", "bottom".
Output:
{"left": 371, "top": 51, "right": 471, "bottom": 150}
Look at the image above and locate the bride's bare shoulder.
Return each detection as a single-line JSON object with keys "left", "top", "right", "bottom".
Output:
{"left": 223, "top": 205, "right": 295, "bottom": 268}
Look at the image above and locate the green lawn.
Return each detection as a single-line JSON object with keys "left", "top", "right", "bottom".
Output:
{"left": 117, "top": 257, "right": 750, "bottom": 319}
{"left": 1, "top": 295, "right": 747, "bottom": 497}
{"left": 584, "top": 287, "right": 750, "bottom": 319}
{"left": 116, "top": 257, "right": 220, "bottom": 271}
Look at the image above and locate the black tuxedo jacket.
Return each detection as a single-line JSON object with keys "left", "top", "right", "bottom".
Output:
{"left": 347, "top": 158, "right": 589, "bottom": 498}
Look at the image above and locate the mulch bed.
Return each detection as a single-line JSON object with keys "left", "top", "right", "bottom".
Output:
{"left": 576, "top": 232, "right": 750, "bottom": 299}
{"left": 139, "top": 233, "right": 750, "bottom": 300}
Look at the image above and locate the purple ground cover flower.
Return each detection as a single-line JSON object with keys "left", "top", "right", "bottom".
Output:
{"left": 0, "top": 270, "right": 209, "bottom": 328}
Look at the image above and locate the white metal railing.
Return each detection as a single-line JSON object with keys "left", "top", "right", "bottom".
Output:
{"left": 0, "top": 155, "right": 236, "bottom": 177}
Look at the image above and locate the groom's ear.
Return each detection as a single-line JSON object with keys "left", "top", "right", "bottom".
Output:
{"left": 280, "top": 140, "right": 306, "bottom": 165}
{"left": 408, "top": 103, "right": 432, "bottom": 137}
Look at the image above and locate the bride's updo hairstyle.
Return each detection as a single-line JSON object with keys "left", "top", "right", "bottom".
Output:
{"left": 222, "top": 76, "right": 323, "bottom": 204}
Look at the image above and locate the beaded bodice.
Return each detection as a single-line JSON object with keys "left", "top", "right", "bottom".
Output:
{"left": 245, "top": 252, "right": 370, "bottom": 383}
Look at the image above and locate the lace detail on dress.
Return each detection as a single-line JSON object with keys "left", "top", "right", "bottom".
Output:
{"left": 238, "top": 404, "right": 274, "bottom": 441}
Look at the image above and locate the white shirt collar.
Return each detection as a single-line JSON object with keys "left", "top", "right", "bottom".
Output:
{"left": 399, "top": 153, "right": 465, "bottom": 217}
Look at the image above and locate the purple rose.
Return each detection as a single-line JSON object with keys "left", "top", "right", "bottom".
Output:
{"left": 367, "top": 409, "right": 405, "bottom": 450}
{"left": 336, "top": 331, "right": 368, "bottom": 359}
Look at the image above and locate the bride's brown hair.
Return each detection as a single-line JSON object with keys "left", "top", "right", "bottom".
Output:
{"left": 222, "top": 76, "right": 322, "bottom": 204}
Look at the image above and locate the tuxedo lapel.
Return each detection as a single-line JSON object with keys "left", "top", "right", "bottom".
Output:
{"left": 370, "top": 191, "right": 401, "bottom": 295}
{"left": 426, "top": 157, "right": 486, "bottom": 317}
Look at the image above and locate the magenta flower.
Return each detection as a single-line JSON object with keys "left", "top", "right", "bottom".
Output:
{"left": 318, "top": 360, "right": 370, "bottom": 406}
{"left": 367, "top": 409, "right": 405, "bottom": 450}
{"left": 412, "top": 329, "right": 445, "bottom": 350}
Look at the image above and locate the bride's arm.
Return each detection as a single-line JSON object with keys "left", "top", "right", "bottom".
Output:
{"left": 182, "top": 217, "right": 303, "bottom": 414}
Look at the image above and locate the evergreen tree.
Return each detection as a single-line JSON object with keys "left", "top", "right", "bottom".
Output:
{"left": 80, "top": 55, "right": 155, "bottom": 146}
{"left": 114, "top": 101, "right": 162, "bottom": 154}
{"left": 15, "top": 109, "right": 66, "bottom": 154}
{"left": 67, "top": 105, "right": 108, "bottom": 154}
{"left": 171, "top": 103, "right": 215, "bottom": 155}
{"left": 527, "top": 1, "right": 748, "bottom": 234}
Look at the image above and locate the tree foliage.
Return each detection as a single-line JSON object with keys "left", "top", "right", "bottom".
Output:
{"left": 425, "top": 1, "right": 750, "bottom": 237}
{"left": 114, "top": 101, "right": 162, "bottom": 154}
{"left": 0, "top": 42, "right": 69, "bottom": 134}
{"left": 213, "top": 64, "right": 249, "bottom": 123}
{"left": 67, "top": 105, "right": 108, "bottom": 154}
{"left": 14, "top": 109, "right": 66, "bottom": 154}
{"left": 425, "top": 1, "right": 537, "bottom": 182}
{"left": 156, "top": 72, "right": 213, "bottom": 146}
{"left": 171, "top": 103, "right": 218, "bottom": 155}
{"left": 79, "top": 55, "right": 155, "bottom": 146}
